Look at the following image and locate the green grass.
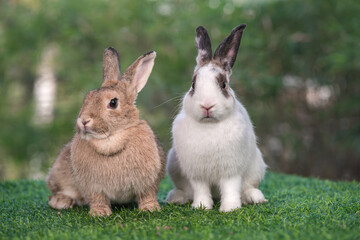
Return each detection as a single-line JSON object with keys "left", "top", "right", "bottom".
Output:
{"left": 1, "top": 173, "right": 359, "bottom": 240}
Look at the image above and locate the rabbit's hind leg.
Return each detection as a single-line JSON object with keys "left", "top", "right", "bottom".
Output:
{"left": 241, "top": 150, "right": 267, "bottom": 205}
{"left": 166, "top": 148, "right": 193, "bottom": 204}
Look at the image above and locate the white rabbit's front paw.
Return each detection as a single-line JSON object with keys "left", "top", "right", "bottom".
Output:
{"left": 191, "top": 198, "right": 213, "bottom": 210}
{"left": 242, "top": 188, "right": 267, "bottom": 205}
{"left": 219, "top": 200, "right": 241, "bottom": 212}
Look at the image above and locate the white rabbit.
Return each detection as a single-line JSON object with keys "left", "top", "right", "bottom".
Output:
{"left": 166, "top": 25, "right": 267, "bottom": 212}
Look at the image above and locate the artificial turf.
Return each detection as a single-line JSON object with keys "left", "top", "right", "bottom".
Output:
{"left": 1, "top": 172, "right": 359, "bottom": 240}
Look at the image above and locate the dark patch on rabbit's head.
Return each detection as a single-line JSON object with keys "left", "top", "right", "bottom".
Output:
{"left": 216, "top": 73, "right": 230, "bottom": 98}
{"left": 189, "top": 74, "right": 197, "bottom": 96}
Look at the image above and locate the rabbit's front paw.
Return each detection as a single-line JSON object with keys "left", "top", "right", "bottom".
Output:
{"left": 89, "top": 205, "right": 112, "bottom": 217}
{"left": 191, "top": 198, "right": 213, "bottom": 210}
{"left": 219, "top": 200, "right": 241, "bottom": 212}
{"left": 49, "top": 193, "right": 74, "bottom": 209}
{"left": 139, "top": 202, "right": 161, "bottom": 212}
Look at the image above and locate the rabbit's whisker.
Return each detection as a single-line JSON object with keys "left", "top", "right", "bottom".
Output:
{"left": 152, "top": 95, "right": 183, "bottom": 109}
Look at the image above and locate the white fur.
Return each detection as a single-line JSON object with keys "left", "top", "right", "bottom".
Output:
{"left": 219, "top": 176, "right": 242, "bottom": 212}
{"left": 166, "top": 62, "right": 267, "bottom": 212}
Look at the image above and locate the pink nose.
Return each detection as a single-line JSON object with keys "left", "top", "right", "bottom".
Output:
{"left": 201, "top": 105, "right": 215, "bottom": 111}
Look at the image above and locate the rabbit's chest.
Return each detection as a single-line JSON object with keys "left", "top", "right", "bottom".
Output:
{"left": 71, "top": 154, "right": 133, "bottom": 195}
{"left": 71, "top": 145, "right": 146, "bottom": 202}
{"left": 173, "top": 117, "right": 250, "bottom": 180}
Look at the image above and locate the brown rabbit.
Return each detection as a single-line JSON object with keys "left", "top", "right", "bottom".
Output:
{"left": 46, "top": 47, "right": 166, "bottom": 216}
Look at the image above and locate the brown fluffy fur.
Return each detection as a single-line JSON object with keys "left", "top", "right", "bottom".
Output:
{"left": 46, "top": 47, "right": 165, "bottom": 216}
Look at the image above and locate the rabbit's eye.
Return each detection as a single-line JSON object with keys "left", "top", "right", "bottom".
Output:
{"left": 108, "top": 98, "right": 118, "bottom": 109}
{"left": 192, "top": 82, "right": 195, "bottom": 89}
{"left": 222, "top": 81, "right": 226, "bottom": 89}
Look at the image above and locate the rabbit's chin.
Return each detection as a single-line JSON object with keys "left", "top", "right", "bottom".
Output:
{"left": 79, "top": 131, "right": 108, "bottom": 141}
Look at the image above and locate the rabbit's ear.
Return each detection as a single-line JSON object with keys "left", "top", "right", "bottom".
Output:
{"left": 195, "top": 26, "right": 212, "bottom": 66}
{"left": 213, "top": 24, "right": 246, "bottom": 71}
{"left": 123, "top": 51, "right": 156, "bottom": 93}
{"left": 102, "top": 47, "right": 121, "bottom": 87}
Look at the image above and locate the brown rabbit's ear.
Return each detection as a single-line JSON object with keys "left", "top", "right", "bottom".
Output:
{"left": 102, "top": 47, "right": 121, "bottom": 87}
{"left": 122, "top": 51, "right": 156, "bottom": 94}
{"left": 195, "top": 26, "right": 212, "bottom": 66}
{"left": 213, "top": 24, "right": 246, "bottom": 71}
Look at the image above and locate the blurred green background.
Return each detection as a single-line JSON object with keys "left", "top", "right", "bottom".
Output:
{"left": 0, "top": 0, "right": 359, "bottom": 181}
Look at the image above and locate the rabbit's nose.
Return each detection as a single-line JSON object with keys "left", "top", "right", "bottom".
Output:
{"left": 82, "top": 119, "right": 91, "bottom": 126}
{"left": 201, "top": 104, "right": 215, "bottom": 111}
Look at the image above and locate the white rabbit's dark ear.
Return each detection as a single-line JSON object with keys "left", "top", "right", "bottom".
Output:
{"left": 213, "top": 24, "right": 246, "bottom": 72}
{"left": 102, "top": 47, "right": 121, "bottom": 87}
{"left": 122, "top": 51, "right": 156, "bottom": 94}
{"left": 195, "top": 26, "right": 212, "bottom": 66}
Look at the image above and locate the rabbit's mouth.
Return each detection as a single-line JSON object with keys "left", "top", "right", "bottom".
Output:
{"left": 200, "top": 110, "right": 218, "bottom": 122}
{"left": 79, "top": 128, "right": 109, "bottom": 140}
{"left": 76, "top": 119, "right": 110, "bottom": 140}
{"left": 200, "top": 116, "right": 218, "bottom": 122}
